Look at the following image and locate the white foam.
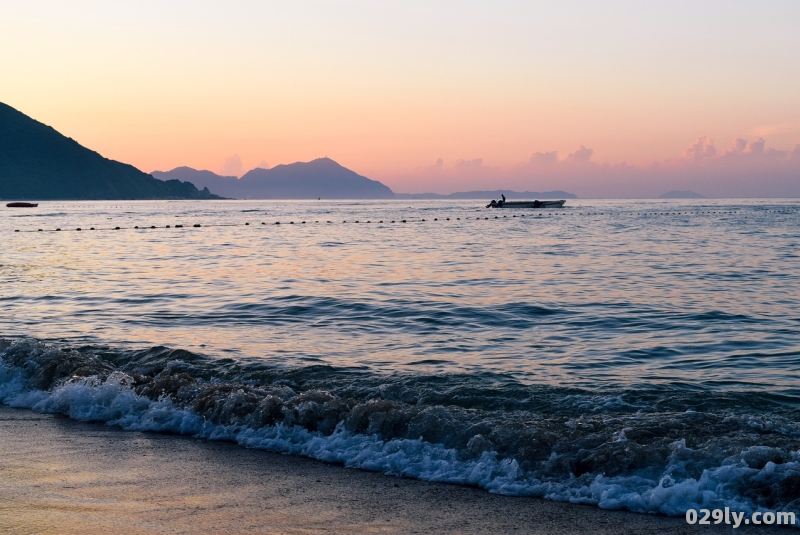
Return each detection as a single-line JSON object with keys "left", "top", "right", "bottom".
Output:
{"left": 0, "top": 360, "right": 798, "bottom": 523}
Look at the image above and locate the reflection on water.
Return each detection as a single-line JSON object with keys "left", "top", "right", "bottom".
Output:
{"left": 2, "top": 199, "right": 800, "bottom": 393}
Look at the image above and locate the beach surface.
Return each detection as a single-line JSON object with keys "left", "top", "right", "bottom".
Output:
{"left": 0, "top": 406, "right": 785, "bottom": 535}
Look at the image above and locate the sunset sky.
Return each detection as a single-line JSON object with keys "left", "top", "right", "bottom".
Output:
{"left": 2, "top": 1, "right": 800, "bottom": 196}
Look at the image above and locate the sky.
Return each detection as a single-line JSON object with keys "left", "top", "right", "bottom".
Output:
{"left": 2, "top": 0, "right": 800, "bottom": 197}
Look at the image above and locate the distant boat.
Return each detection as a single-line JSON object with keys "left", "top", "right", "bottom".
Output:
{"left": 6, "top": 202, "right": 38, "bottom": 208}
{"left": 486, "top": 196, "right": 565, "bottom": 209}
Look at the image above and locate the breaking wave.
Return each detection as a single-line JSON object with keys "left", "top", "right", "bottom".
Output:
{"left": 2, "top": 338, "right": 800, "bottom": 520}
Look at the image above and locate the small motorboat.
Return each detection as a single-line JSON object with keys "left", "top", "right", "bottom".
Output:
{"left": 486, "top": 196, "right": 565, "bottom": 209}
{"left": 6, "top": 202, "right": 39, "bottom": 208}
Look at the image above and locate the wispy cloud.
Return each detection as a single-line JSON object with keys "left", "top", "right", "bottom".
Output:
{"left": 752, "top": 122, "right": 800, "bottom": 138}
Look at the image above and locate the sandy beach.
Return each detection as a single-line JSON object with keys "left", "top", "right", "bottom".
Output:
{"left": 0, "top": 406, "right": 787, "bottom": 535}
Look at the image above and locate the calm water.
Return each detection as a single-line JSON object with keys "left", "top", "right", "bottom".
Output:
{"left": 2, "top": 199, "right": 800, "bottom": 517}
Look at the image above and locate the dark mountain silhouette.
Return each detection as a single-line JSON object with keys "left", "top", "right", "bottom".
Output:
{"left": 151, "top": 166, "right": 239, "bottom": 196}
{"left": 395, "top": 190, "right": 577, "bottom": 200}
{"left": 0, "top": 102, "right": 219, "bottom": 200}
{"left": 155, "top": 166, "right": 578, "bottom": 201}
{"left": 155, "top": 158, "right": 394, "bottom": 199}
{"left": 659, "top": 190, "right": 705, "bottom": 199}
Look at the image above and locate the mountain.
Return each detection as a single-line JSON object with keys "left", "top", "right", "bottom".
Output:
{"left": 395, "top": 190, "right": 577, "bottom": 200}
{"left": 0, "top": 102, "right": 220, "bottom": 200}
{"left": 155, "top": 158, "right": 395, "bottom": 199}
{"left": 155, "top": 165, "right": 580, "bottom": 201}
{"left": 237, "top": 158, "right": 394, "bottom": 199}
{"left": 151, "top": 166, "right": 239, "bottom": 196}
{"left": 659, "top": 190, "right": 705, "bottom": 199}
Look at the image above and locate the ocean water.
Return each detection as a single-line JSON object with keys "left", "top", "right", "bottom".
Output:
{"left": 2, "top": 199, "right": 800, "bottom": 517}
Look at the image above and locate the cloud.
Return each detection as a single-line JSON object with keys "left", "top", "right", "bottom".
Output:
{"left": 567, "top": 145, "right": 594, "bottom": 163}
{"left": 753, "top": 121, "right": 800, "bottom": 138}
{"left": 453, "top": 158, "right": 484, "bottom": 170}
{"left": 728, "top": 138, "right": 747, "bottom": 153}
{"left": 256, "top": 160, "right": 269, "bottom": 169}
{"left": 528, "top": 151, "right": 559, "bottom": 165}
{"left": 683, "top": 137, "right": 716, "bottom": 161}
{"left": 220, "top": 154, "right": 243, "bottom": 177}
{"left": 745, "top": 138, "right": 764, "bottom": 154}
{"left": 414, "top": 158, "right": 444, "bottom": 174}
{"left": 385, "top": 135, "right": 800, "bottom": 197}
{"left": 722, "top": 137, "right": 786, "bottom": 159}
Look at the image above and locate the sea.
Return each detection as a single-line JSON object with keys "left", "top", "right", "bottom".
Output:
{"left": 2, "top": 198, "right": 800, "bottom": 518}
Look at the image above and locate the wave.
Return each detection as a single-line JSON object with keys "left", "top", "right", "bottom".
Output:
{"left": 2, "top": 338, "right": 800, "bottom": 519}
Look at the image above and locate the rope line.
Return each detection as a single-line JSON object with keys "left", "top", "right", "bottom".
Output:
{"left": 8, "top": 208, "right": 798, "bottom": 233}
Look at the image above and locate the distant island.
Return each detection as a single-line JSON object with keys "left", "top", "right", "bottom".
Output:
{"left": 153, "top": 158, "right": 394, "bottom": 199}
{"left": 395, "top": 190, "right": 577, "bottom": 200}
{"left": 154, "top": 166, "right": 579, "bottom": 201}
{"left": 0, "top": 102, "right": 219, "bottom": 200}
{"left": 658, "top": 190, "right": 705, "bottom": 199}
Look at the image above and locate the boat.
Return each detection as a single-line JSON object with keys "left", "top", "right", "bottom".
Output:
{"left": 6, "top": 202, "right": 38, "bottom": 208}
{"left": 486, "top": 196, "right": 565, "bottom": 209}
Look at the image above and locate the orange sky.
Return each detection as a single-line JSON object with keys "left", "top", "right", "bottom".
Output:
{"left": 2, "top": 1, "right": 800, "bottom": 195}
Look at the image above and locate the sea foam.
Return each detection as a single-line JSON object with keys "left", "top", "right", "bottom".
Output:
{"left": 2, "top": 339, "right": 799, "bottom": 521}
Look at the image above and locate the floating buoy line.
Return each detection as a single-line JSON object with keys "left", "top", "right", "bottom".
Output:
{"left": 8, "top": 208, "right": 798, "bottom": 233}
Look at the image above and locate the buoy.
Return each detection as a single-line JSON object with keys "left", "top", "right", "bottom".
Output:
{"left": 115, "top": 227, "right": 120, "bottom": 230}
{"left": 166, "top": 225, "right": 170, "bottom": 228}
{"left": 402, "top": 220, "right": 406, "bottom": 223}
{"left": 38, "top": 229, "right": 42, "bottom": 232}
{"left": 76, "top": 228, "right": 81, "bottom": 231}
{"left": 245, "top": 222, "right": 249, "bottom": 225}
{"left": 276, "top": 222, "right": 280, "bottom": 225}
{"left": 175, "top": 224, "right": 183, "bottom": 228}
{"left": 193, "top": 224, "right": 201, "bottom": 227}
{"left": 302, "top": 221, "right": 306, "bottom": 224}
{"left": 14, "top": 229, "right": 18, "bottom": 232}
{"left": 135, "top": 226, "right": 139, "bottom": 229}
{"left": 290, "top": 221, "right": 294, "bottom": 224}
{"left": 150, "top": 225, "right": 156, "bottom": 229}
{"left": 56, "top": 228, "right": 61, "bottom": 231}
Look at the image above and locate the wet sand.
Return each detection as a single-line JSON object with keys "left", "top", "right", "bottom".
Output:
{"left": 0, "top": 406, "right": 787, "bottom": 534}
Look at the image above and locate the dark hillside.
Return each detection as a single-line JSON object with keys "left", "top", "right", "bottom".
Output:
{"left": 0, "top": 102, "right": 219, "bottom": 200}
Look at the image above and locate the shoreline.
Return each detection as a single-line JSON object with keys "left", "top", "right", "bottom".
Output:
{"left": 0, "top": 406, "right": 786, "bottom": 534}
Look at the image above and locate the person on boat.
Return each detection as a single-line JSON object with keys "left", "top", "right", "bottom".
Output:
{"left": 498, "top": 194, "right": 505, "bottom": 207}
